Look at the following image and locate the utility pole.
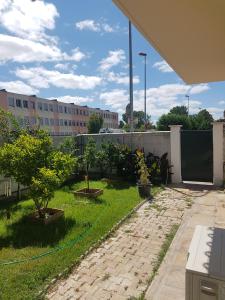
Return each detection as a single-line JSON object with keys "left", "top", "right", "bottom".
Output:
{"left": 139, "top": 52, "right": 147, "bottom": 123}
{"left": 129, "top": 20, "right": 134, "bottom": 132}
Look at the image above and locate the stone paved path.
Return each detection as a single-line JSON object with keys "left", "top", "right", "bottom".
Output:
{"left": 47, "top": 187, "right": 192, "bottom": 300}
{"left": 146, "top": 186, "right": 224, "bottom": 300}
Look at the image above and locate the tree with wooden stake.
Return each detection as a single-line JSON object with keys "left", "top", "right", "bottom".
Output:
{"left": 74, "top": 138, "right": 103, "bottom": 198}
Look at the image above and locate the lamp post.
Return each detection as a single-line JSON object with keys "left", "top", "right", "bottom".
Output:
{"left": 129, "top": 20, "right": 134, "bottom": 132}
{"left": 185, "top": 94, "right": 190, "bottom": 116}
{"left": 139, "top": 52, "right": 147, "bottom": 123}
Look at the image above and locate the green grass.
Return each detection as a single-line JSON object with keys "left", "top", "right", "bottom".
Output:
{"left": 148, "top": 224, "right": 179, "bottom": 285}
{"left": 0, "top": 180, "right": 161, "bottom": 300}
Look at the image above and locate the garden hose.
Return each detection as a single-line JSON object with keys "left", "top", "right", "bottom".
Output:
{"left": 0, "top": 207, "right": 107, "bottom": 267}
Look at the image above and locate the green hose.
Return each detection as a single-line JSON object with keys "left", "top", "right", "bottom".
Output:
{"left": 0, "top": 208, "right": 106, "bottom": 266}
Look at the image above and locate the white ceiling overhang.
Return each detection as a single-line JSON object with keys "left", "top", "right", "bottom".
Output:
{"left": 113, "top": 0, "right": 225, "bottom": 84}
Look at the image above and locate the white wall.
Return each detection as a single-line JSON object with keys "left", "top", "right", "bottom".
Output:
{"left": 77, "top": 131, "right": 171, "bottom": 161}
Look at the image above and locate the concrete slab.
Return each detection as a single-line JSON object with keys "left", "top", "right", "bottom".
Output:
{"left": 145, "top": 190, "right": 225, "bottom": 300}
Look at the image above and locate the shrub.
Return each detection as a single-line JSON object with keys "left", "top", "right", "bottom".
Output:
{"left": 136, "top": 151, "right": 149, "bottom": 185}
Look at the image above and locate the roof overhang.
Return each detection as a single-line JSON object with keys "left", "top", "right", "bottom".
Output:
{"left": 113, "top": 0, "right": 225, "bottom": 84}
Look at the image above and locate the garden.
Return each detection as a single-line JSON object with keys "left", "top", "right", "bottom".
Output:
{"left": 0, "top": 110, "right": 169, "bottom": 299}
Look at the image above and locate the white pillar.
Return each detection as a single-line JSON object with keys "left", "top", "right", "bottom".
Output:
{"left": 169, "top": 125, "right": 182, "bottom": 183}
{"left": 213, "top": 122, "right": 224, "bottom": 186}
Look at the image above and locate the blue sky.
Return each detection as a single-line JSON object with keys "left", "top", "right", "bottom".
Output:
{"left": 0, "top": 0, "right": 225, "bottom": 122}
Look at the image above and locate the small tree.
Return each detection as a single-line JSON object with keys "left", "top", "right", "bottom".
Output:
{"left": 0, "top": 132, "right": 76, "bottom": 218}
{"left": 30, "top": 168, "right": 60, "bottom": 218}
{"left": 82, "top": 138, "right": 97, "bottom": 190}
{"left": 88, "top": 113, "right": 103, "bottom": 133}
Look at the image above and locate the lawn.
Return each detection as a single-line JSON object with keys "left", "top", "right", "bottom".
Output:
{"left": 0, "top": 180, "right": 161, "bottom": 300}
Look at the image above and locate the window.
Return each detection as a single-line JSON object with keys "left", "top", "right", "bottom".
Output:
{"left": 83, "top": 122, "right": 86, "bottom": 127}
{"left": 72, "top": 121, "right": 75, "bottom": 126}
{"left": 64, "top": 120, "right": 68, "bottom": 126}
{"left": 23, "top": 100, "right": 28, "bottom": 108}
{"left": 38, "top": 102, "right": 43, "bottom": 110}
{"left": 77, "top": 121, "right": 79, "bottom": 126}
{"left": 80, "top": 110, "right": 82, "bottom": 115}
{"left": 80, "top": 122, "right": 83, "bottom": 127}
{"left": 76, "top": 109, "right": 79, "bottom": 115}
{"left": 69, "top": 120, "right": 72, "bottom": 126}
{"left": 68, "top": 107, "right": 71, "bottom": 114}
{"left": 45, "top": 118, "right": 49, "bottom": 125}
{"left": 44, "top": 103, "right": 48, "bottom": 111}
{"left": 49, "top": 104, "right": 53, "bottom": 112}
{"left": 8, "top": 97, "right": 14, "bottom": 107}
{"left": 59, "top": 106, "right": 63, "bottom": 113}
{"left": 30, "top": 101, "right": 35, "bottom": 109}
{"left": 38, "top": 117, "right": 44, "bottom": 126}
{"left": 59, "top": 119, "right": 63, "bottom": 126}
{"left": 16, "top": 99, "right": 22, "bottom": 107}
{"left": 54, "top": 104, "right": 58, "bottom": 113}
{"left": 55, "top": 119, "right": 59, "bottom": 126}
{"left": 64, "top": 106, "right": 67, "bottom": 113}
{"left": 50, "top": 118, "right": 54, "bottom": 126}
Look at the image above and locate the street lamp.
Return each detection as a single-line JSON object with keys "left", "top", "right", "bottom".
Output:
{"left": 129, "top": 20, "right": 134, "bottom": 132}
{"left": 139, "top": 52, "right": 147, "bottom": 123}
{"left": 185, "top": 94, "right": 190, "bottom": 116}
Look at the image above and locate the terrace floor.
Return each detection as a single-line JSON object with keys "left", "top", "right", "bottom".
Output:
{"left": 146, "top": 186, "right": 225, "bottom": 300}
{"left": 47, "top": 186, "right": 195, "bottom": 300}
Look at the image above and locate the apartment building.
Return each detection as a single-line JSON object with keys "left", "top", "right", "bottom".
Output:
{"left": 0, "top": 90, "right": 118, "bottom": 135}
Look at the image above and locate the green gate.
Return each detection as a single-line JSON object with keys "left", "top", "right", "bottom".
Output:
{"left": 181, "top": 130, "right": 213, "bottom": 182}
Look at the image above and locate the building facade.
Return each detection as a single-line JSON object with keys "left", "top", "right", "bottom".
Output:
{"left": 0, "top": 90, "right": 118, "bottom": 135}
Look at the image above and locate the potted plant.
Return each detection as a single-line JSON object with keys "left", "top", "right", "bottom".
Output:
{"left": 74, "top": 138, "right": 103, "bottom": 198}
{"left": 136, "top": 150, "right": 151, "bottom": 198}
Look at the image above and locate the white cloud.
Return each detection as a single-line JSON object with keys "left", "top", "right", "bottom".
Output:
{"left": 153, "top": 60, "right": 174, "bottom": 73}
{"left": 218, "top": 100, "right": 225, "bottom": 105}
{"left": 106, "top": 71, "right": 140, "bottom": 85}
{"left": 98, "top": 50, "right": 126, "bottom": 72}
{"left": 207, "top": 107, "right": 224, "bottom": 119}
{"left": 54, "top": 63, "right": 70, "bottom": 71}
{"left": 99, "top": 83, "right": 210, "bottom": 119}
{"left": 15, "top": 67, "right": 102, "bottom": 90}
{"left": 50, "top": 95, "right": 94, "bottom": 105}
{"left": 75, "top": 19, "right": 115, "bottom": 33}
{"left": 0, "top": 34, "right": 87, "bottom": 63}
{"left": 0, "top": 80, "right": 38, "bottom": 95}
{"left": 75, "top": 19, "right": 100, "bottom": 32}
{"left": 0, "top": 0, "right": 59, "bottom": 42}
{"left": 67, "top": 47, "right": 86, "bottom": 61}
{"left": 189, "top": 84, "right": 209, "bottom": 94}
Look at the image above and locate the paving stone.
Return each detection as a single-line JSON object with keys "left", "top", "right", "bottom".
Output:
{"left": 47, "top": 187, "right": 192, "bottom": 300}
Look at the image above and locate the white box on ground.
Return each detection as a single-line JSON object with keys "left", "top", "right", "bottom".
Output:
{"left": 186, "top": 225, "right": 225, "bottom": 300}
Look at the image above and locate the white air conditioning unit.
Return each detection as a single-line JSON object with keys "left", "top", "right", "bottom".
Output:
{"left": 186, "top": 225, "right": 225, "bottom": 300}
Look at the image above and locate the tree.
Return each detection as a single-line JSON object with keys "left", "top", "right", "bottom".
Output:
{"left": 122, "top": 104, "right": 153, "bottom": 131}
{"left": 119, "top": 120, "right": 125, "bottom": 129}
{"left": 192, "top": 109, "right": 214, "bottom": 130}
{"left": 58, "top": 136, "right": 77, "bottom": 156}
{"left": 157, "top": 113, "right": 191, "bottom": 130}
{"left": 82, "top": 138, "right": 97, "bottom": 190}
{"left": 169, "top": 106, "right": 188, "bottom": 116}
{"left": 0, "top": 108, "right": 21, "bottom": 144}
{"left": 157, "top": 107, "right": 213, "bottom": 131}
{"left": 0, "top": 132, "right": 76, "bottom": 218}
{"left": 88, "top": 113, "right": 103, "bottom": 133}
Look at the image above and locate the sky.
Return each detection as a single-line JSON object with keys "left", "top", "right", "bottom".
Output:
{"left": 0, "top": 0, "right": 225, "bottom": 123}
